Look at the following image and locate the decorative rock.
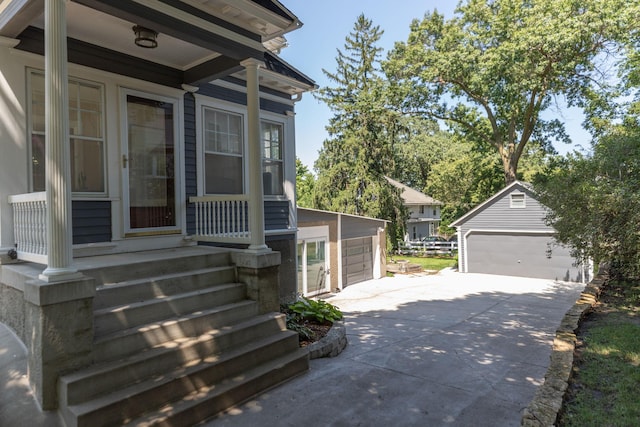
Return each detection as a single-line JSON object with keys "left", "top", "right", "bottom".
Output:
{"left": 520, "top": 274, "right": 605, "bottom": 426}
{"left": 307, "top": 321, "right": 347, "bottom": 359}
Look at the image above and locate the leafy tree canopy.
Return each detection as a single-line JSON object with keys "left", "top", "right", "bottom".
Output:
{"left": 385, "top": 0, "right": 638, "bottom": 184}
{"left": 534, "top": 112, "right": 640, "bottom": 280}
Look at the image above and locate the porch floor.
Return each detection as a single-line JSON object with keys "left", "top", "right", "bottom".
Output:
{"left": 3, "top": 245, "right": 233, "bottom": 285}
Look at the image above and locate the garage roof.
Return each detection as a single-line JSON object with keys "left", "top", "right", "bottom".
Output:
{"left": 450, "top": 181, "right": 533, "bottom": 227}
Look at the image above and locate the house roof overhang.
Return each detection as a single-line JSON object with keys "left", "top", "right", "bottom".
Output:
{"left": 0, "top": 0, "right": 315, "bottom": 94}
{"left": 385, "top": 176, "right": 443, "bottom": 206}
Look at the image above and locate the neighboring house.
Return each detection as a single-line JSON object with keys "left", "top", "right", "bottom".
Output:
{"left": 297, "top": 207, "right": 387, "bottom": 296}
{"left": 385, "top": 176, "right": 443, "bottom": 241}
{"left": 451, "top": 181, "right": 591, "bottom": 282}
{"left": 0, "top": 1, "right": 315, "bottom": 424}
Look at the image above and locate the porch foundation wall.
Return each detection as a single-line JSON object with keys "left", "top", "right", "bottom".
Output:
{"left": 0, "top": 271, "right": 96, "bottom": 410}
{"left": 0, "top": 281, "right": 27, "bottom": 342}
{"left": 231, "top": 251, "right": 281, "bottom": 313}
{"left": 266, "top": 238, "right": 297, "bottom": 304}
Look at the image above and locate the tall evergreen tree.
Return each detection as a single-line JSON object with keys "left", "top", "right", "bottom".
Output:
{"left": 313, "top": 15, "right": 406, "bottom": 245}
{"left": 295, "top": 158, "right": 315, "bottom": 208}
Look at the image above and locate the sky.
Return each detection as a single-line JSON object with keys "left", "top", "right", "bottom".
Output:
{"left": 277, "top": 1, "right": 590, "bottom": 170}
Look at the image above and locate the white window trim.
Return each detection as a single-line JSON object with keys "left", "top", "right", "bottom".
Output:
{"left": 260, "top": 110, "right": 292, "bottom": 201}
{"left": 27, "top": 68, "right": 108, "bottom": 197}
{"left": 260, "top": 118, "right": 285, "bottom": 197}
{"left": 194, "top": 96, "right": 295, "bottom": 204}
{"left": 195, "top": 95, "right": 249, "bottom": 196}
{"left": 510, "top": 193, "right": 526, "bottom": 208}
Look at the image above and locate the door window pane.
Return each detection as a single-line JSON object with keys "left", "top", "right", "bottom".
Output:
{"left": 297, "top": 242, "right": 304, "bottom": 295}
{"left": 127, "top": 95, "right": 176, "bottom": 229}
{"left": 306, "top": 240, "right": 326, "bottom": 295}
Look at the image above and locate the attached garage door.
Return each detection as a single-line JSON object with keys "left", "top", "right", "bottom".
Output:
{"left": 466, "top": 232, "right": 582, "bottom": 281}
{"left": 342, "top": 237, "right": 373, "bottom": 286}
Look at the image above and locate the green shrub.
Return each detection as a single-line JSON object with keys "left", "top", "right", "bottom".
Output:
{"left": 287, "top": 297, "right": 343, "bottom": 324}
{"left": 284, "top": 311, "right": 314, "bottom": 341}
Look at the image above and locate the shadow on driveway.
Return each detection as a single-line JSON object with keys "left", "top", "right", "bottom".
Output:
{"left": 208, "top": 273, "right": 584, "bottom": 427}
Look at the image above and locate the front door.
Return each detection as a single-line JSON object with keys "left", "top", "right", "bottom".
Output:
{"left": 123, "top": 92, "right": 180, "bottom": 235}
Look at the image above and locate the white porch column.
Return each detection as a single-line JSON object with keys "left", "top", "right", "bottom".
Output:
{"left": 40, "top": 0, "right": 80, "bottom": 282}
{"left": 241, "top": 58, "right": 269, "bottom": 252}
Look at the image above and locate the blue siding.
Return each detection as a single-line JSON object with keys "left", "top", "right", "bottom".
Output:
{"left": 72, "top": 201, "right": 111, "bottom": 244}
{"left": 265, "top": 200, "right": 290, "bottom": 230}
{"left": 198, "top": 82, "right": 293, "bottom": 115}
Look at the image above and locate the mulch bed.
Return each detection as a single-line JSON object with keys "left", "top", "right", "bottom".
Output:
{"left": 298, "top": 321, "right": 332, "bottom": 347}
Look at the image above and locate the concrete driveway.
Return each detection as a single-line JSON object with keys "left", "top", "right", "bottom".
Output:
{"left": 206, "top": 269, "right": 585, "bottom": 427}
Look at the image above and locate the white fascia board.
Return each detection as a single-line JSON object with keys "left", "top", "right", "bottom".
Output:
{"left": 450, "top": 181, "right": 525, "bottom": 227}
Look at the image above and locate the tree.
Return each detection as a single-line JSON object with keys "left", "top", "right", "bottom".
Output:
{"left": 390, "top": 115, "right": 450, "bottom": 189}
{"left": 423, "top": 136, "right": 504, "bottom": 231}
{"left": 295, "top": 158, "right": 315, "bottom": 208}
{"left": 313, "top": 15, "right": 407, "bottom": 245}
{"left": 534, "top": 115, "right": 640, "bottom": 280}
{"left": 385, "top": 0, "right": 634, "bottom": 185}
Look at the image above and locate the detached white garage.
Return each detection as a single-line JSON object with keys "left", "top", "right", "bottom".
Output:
{"left": 451, "top": 181, "right": 591, "bottom": 282}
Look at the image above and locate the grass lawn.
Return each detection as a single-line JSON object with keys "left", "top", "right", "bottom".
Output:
{"left": 389, "top": 255, "right": 457, "bottom": 271}
{"left": 558, "top": 281, "right": 640, "bottom": 426}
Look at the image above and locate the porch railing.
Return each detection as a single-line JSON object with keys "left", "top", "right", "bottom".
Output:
{"left": 189, "top": 195, "right": 252, "bottom": 244}
{"left": 8, "top": 192, "right": 48, "bottom": 264}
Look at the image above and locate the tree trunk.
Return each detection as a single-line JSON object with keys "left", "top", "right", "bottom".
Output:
{"left": 502, "top": 152, "right": 518, "bottom": 185}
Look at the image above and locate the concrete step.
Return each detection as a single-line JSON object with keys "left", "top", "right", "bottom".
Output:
{"left": 81, "top": 249, "right": 232, "bottom": 286}
{"left": 93, "top": 300, "right": 259, "bottom": 363}
{"left": 128, "top": 348, "right": 310, "bottom": 427}
{"left": 94, "top": 282, "right": 247, "bottom": 336}
{"left": 61, "top": 331, "right": 305, "bottom": 427}
{"left": 61, "top": 313, "right": 288, "bottom": 406}
{"left": 93, "top": 266, "right": 237, "bottom": 310}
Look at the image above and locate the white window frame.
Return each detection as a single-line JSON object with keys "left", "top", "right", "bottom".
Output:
{"left": 28, "top": 68, "right": 107, "bottom": 197}
{"left": 510, "top": 193, "right": 526, "bottom": 208}
{"left": 261, "top": 119, "right": 285, "bottom": 197}
{"left": 195, "top": 96, "right": 248, "bottom": 196}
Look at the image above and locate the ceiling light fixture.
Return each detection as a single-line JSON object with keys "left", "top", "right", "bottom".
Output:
{"left": 133, "top": 25, "right": 158, "bottom": 48}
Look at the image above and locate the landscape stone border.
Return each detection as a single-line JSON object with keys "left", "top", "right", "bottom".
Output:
{"left": 521, "top": 274, "right": 606, "bottom": 426}
{"left": 307, "top": 321, "right": 347, "bottom": 359}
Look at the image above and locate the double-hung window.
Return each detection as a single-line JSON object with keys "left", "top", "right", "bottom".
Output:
{"left": 203, "top": 107, "right": 244, "bottom": 194}
{"left": 30, "top": 71, "right": 105, "bottom": 194}
{"left": 261, "top": 121, "right": 283, "bottom": 196}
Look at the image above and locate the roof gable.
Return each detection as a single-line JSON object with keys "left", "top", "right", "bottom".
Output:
{"left": 385, "top": 176, "right": 442, "bottom": 206}
{"left": 450, "top": 181, "right": 538, "bottom": 227}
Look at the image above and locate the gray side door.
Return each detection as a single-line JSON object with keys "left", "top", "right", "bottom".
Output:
{"left": 342, "top": 237, "right": 373, "bottom": 287}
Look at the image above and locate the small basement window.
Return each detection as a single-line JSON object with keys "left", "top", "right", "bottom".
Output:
{"left": 510, "top": 193, "right": 526, "bottom": 208}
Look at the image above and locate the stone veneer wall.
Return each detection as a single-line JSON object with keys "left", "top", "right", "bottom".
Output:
{"left": 0, "top": 282, "right": 26, "bottom": 342}
{"left": 521, "top": 274, "right": 605, "bottom": 426}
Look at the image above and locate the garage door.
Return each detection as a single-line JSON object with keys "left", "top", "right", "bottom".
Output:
{"left": 466, "top": 232, "right": 583, "bottom": 281}
{"left": 342, "top": 237, "right": 373, "bottom": 287}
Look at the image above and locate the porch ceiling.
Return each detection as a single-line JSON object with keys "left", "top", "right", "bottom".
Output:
{"left": 0, "top": 0, "right": 311, "bottom": 92}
